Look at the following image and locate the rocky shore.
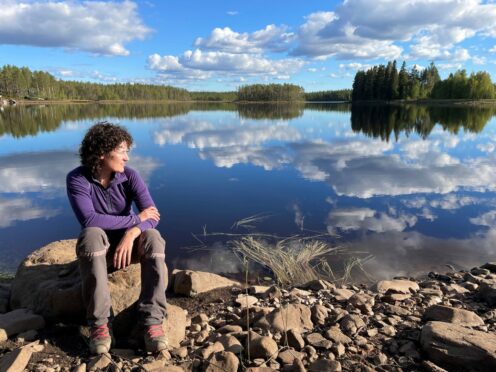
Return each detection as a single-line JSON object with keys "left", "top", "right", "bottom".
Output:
{"left": 1, "top": 240, "right": 496, "bottom": 371}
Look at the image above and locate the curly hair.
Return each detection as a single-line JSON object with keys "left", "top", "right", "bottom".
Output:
{"left": 79, "top": 122, "right": 133, "bottom": 175}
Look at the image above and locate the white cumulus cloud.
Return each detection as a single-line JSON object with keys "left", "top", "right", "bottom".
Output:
{"left": 194, "top": 25, "right": 295, "bottom": 54}
{"left": 148, "top": 50, "right": 305, "bottom": 81}
{"left": 292, "top": 0, "right": 496, "bottom": 61}
{"left": 0, "top": 0, "right": 151, "bottom": 55}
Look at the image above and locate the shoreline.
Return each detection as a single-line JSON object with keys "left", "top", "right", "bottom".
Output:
{"left": 1, "top": 240, "right": 496, "bottom": 371}
{"left": 5, "top": 98, "right": 496, "bottom": 106}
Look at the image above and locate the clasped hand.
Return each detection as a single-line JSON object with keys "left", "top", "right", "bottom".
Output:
{"left": 113, "top": 206, "right": 160, "bottom": 269}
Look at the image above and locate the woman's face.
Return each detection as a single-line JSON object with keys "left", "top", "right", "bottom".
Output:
{"left": 100, "top": 141, "right": 130, "bottom": 174}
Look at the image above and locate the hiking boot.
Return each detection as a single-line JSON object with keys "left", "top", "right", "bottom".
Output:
{"left": 144, "top": 324, "right": 168, "bottom": 352}
{"left": 89, "top": 323, "right": 112, "bottom": 354}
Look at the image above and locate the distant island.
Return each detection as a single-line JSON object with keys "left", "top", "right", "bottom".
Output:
{"left": 0, "top": 63, "right": 494, "bottom": 104}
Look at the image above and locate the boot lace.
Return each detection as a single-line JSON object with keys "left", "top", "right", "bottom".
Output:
{"left": 91, "top": 324, "right": 110, "bottom": 340}
{"left": 146, "top": 324, "right": 164, "bottom": 338}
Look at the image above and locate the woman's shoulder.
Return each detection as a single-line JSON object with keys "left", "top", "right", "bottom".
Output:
{"left": 66, "top": 166, "right": 91, "bottom": 190}
{"left": 67, "top": 166, "right": 88, "bottom": 180}
{"left": 123, "top": 166, "right": 144, "bottom": 182}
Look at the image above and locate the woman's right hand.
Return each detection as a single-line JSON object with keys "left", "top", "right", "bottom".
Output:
{"left": 138, "top": 206, "right": 160, "bottom": 222}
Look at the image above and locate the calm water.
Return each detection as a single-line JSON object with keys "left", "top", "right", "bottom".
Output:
{"left": 1, "top": 102, "right": 496, "bottom": 280}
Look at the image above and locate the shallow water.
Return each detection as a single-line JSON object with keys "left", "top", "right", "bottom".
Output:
{"left": 1, "top": 102, "right": 496, "bottom": 280}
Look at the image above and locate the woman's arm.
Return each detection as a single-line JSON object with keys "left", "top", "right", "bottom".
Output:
{"left": 127, "top": 168, "right": 160, "bottom": 231}
{"left": 67, "top": 172, "right": 140, "bottom": 230}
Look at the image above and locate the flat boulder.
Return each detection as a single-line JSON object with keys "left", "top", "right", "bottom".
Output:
{"left": 423, "top": 305, "right": 484, "bottom": 327}
{"left": 172, "top": 269, "right": 239, "bottom": 297}
{"left": 420, "top": 321, "right": 496, "bottom": 371}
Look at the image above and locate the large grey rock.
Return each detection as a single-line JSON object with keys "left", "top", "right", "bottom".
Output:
{"left": 172, "top": 269, "right": 239, "bottom": 297}
{"left": 420, "top": 321, "right": 496, "bottom": 371}
{"left": 423, "top": 305, "right": 484, "bottom": 326}
{"left": 10, "top": 240, "right": 83, "bottom": 320}
{"left": 9, "top": 240, "right": 185, "bottom": 346}
{"left": 255, "top": 304, "right": 313, "bottom": 333}
{"left": 10, "top": 240, "right": 165, "bottom": 321}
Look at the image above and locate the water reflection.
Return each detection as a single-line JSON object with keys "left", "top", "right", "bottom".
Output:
{"left": 0, "top": 103, "right": 192, "bottom": 138}
{"left": 351, "top": 104, "right": 495, "bottom": 141}
{"left": 0, "top": 102, "right": 309, "bottom": 138}
{"left": 2, "top": 103, "right": 496, "bottom": 280}
{"left": 237, "top": 103, "right": 305, "bottom": 120}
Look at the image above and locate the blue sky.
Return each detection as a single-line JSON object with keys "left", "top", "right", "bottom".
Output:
{"left": 1, "top": 0, "right": 496, "bottom": 91}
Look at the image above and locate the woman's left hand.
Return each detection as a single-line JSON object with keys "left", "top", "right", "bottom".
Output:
{"left": 114, "top": 228, "right": 140, "bottom": 269}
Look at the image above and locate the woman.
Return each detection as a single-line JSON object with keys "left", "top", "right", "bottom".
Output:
{"left": 66, "top": 122, "right": 167, "bottom": 354}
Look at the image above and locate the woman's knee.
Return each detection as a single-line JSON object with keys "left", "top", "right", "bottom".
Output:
{"left": 140, "top": 229, "right": 166, "bottom": 257}
{"left": 77, "top": 227, "right": 109, "bottom": 257}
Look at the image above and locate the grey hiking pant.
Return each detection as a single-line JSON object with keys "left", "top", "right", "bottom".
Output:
{"left": 76, "top": 227, "right": 167, "bottom": 327}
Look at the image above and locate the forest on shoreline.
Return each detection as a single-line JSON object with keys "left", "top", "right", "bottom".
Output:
{"left": 1, "top": 63, "right": 495, "bottom": 103}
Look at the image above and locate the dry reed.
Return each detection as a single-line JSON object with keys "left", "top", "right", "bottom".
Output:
{"left": 230, "top": 235, "right": 340, "bottom": 287}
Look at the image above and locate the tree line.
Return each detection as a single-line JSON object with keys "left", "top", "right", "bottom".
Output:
{"left": 0, "top": 65, "right": 190, "bottom": 101}
{"left": 305, "top": 89, "right": 351, "bottom": 101}
{"left": 352, "top": 61, "right": 495, "bottom": 101}
{"left": 237, "top": 84, "right": 305, "bottom": 101}
{"left": 1, "top": 65, "right": 331, "bottom": 102}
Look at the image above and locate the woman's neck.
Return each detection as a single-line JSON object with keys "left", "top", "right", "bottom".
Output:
{"left": 94, "top": 168, "right": 113, "bottom": 187}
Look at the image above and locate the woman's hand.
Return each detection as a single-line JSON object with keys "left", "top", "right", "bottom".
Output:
{"left": 138, "top": 206, "right": 160, "bottom": 223}
{"left": 113, "top": 227, "right": 140, "bottom": 269}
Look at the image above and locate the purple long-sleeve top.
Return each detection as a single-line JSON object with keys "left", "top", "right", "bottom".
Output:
{"left": 66, "top": 166, "right": 158, "bottom": 232}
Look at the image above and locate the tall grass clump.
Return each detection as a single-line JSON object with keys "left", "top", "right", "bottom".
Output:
{"left": 230, "top": 235, "right": 339, "bottom": 287}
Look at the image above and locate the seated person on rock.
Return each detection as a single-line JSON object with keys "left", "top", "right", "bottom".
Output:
{"left": 66, "top": 122, "right": 167, "bottom": 354}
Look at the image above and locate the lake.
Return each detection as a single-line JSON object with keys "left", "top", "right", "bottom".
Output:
{"left": 1, "top": 102, "right": 496, "bottom": 281}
